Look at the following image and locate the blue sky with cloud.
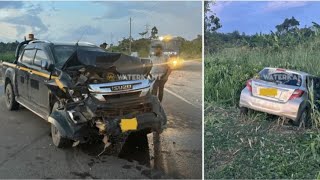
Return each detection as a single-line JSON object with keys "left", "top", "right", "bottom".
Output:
{"left": 0, "top": 1, "right": 201, "bottom": 44}
{"left": 211, "top": 1, "right": 320, "bottom": 34}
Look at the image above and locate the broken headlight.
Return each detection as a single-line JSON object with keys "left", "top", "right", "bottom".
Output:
{"left": 68, "top": 89, "right": 88, "bottom": 102}
{"left": 140, "top": 79, "right": 155, "bottom": 96}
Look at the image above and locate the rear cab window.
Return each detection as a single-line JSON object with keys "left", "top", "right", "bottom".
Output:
{"left": 21, "top": 49, "right": 36, "bottom": 65}
{"left": 258, "top": 68, "right": 302, "bottom": 87}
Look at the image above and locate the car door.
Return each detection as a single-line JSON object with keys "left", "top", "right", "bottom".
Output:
{"left": 16, "top": 49, "right": 36, "bottom": 101}
{"left": 28, "top": 49, "right": 52, "bottom": 112}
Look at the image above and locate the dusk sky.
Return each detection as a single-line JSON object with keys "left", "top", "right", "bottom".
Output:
{"left": 0, "top": 1, "right": 201, "bottom": 44}
{"left": 211, "top": 1, "right": 320, "bottom": 35}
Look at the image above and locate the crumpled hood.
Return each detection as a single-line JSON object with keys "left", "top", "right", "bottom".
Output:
{"left": 62, "top": 49, "right": 151, "bottom": 75}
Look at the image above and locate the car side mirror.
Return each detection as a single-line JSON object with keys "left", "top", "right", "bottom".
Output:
{"left": 41, "top": 60, "right": 54, "bottom": 72}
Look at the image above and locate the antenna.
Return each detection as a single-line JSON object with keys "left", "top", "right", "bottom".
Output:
{"left": 145, "top": 23, "right": 150, "bottom": 38}
{"left": 76, "top": 28, "right": 88, "bottom": 46}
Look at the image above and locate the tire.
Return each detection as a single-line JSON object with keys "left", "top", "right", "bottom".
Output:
{"left": 51, "top": 123, "right": 73, "bottom": 148}
{"left": 293, "top": 109, "right": 311, "bottom": 127}
{"left": 5, "top": 82, "right": 19, "bottom": 111}
{"left": 240, "top": 107, "right": 248, "bottom": 116}
{"left": 104, "top": 134, "right": 129, "bottom": 156}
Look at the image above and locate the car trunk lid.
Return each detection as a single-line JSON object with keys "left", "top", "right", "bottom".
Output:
{"left": 251, "top": 79, "right": 297, "bottom": 102}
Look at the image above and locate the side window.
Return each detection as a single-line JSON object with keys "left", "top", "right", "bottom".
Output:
{"left": 21, "top": 49, "right": 36, "bottom": 64}
{"left": 34, "top": 50, "right": 48, "bottom": 66}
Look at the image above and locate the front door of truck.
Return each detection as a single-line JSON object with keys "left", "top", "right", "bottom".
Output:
{"left": 17, "top": 49, "right": 36, "bottom": 101}
{"left": 28, "top": 49, "right": 52, "bottom": 113}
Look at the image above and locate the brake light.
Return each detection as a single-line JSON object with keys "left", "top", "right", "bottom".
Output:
{"left": 246, "top": 79, "right": 252, "bottom": 92}
{"left": 289, "top": 89, "right": 304, "bottom": 100}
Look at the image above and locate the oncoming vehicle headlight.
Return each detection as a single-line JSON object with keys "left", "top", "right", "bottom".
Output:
{"left": 68, "top": 89, "right": 88, "bottom": 102}
{"left": 173, "top": 60, "right": 178, "bottom": 65}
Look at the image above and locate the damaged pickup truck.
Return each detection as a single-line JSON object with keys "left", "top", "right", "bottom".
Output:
{"left": 2, "top": 39, "right": 167, "bottom": 154}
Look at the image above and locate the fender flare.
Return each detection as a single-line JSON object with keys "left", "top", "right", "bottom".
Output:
{"left": 48, "top": 102, "right": 75, "bottom": 139}
{"left": 48, "top": 102, "right": 88, "bottom": 141}
{"left": 4, "top": 68, "right": 17, "bottom": 94}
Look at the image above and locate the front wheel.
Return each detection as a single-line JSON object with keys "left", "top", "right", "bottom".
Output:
{"left": 51, "top": 124, "right": 73, "bottom": 148}
{"left": 5, "top": 82, "right": 19, "bottom": 111}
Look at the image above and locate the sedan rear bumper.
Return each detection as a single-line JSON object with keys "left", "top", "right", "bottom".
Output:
{"left": 239, "top": 87, "right": 304, "bottom": 120}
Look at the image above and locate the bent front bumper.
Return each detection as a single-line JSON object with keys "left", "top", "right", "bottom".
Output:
{"left": 49, "top": 95, "right": 167, "bottom": 142}
{"left": 239, "top": 87, "right": 305, "bottom": 120}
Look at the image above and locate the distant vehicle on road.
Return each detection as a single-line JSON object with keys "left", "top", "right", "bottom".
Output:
{"left": 130, "top": 52, "right": 139, "bottom": 57}
{"left": 2, "top": 35, "right": 167, "bottom": 154}
{"left": 150, "top": 35, "right": 184, "bottom": 69}
{"left": 239, "top": 67, "right": 320, "bottom": 126}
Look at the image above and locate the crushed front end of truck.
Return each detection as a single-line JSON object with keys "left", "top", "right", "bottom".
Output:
{"left": 46, "top": 47, "right": 167, "bottom": 153}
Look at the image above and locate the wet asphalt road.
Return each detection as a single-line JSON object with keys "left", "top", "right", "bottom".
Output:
{"left": 0, "top": 60, "right": 202, "bottom": 179}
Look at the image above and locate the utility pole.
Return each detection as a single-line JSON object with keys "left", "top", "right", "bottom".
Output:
{"left": 110, "top": 32, "right": 114, "bottom": 47}
{"left": 145, "top": 23, "right": 150, "bottom": 38}
{"left": 129, "top": 17, "right": 132, "bottom": 54}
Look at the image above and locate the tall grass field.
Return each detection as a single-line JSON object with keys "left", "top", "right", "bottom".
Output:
{"left": 205, "top": 37, "right": 320, "bottom": 106}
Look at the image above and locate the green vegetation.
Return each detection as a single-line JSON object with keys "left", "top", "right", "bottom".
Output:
{"left": 205, "top": 103, "right": 320, "bottom": 179}
{"left": 0, "top": 51, "right": 15, "bottom": 62}
{"left": 205, "top": 37, "right": 320, "bottom": 105}
{"left": 205, "top": 2, "right": 320, "bottom": 178}
{"left": 109, "top": 35, "right": 202, "bottom": 59}
{"left": 0, "top": 41, "right": 18, "bottom": 62}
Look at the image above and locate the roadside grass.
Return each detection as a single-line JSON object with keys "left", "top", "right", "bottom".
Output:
{"left": 0, "top": 51, "right": 15, "bottom": 62}
{"left": 205, "top": 102, "right": 320, "bottom": 179}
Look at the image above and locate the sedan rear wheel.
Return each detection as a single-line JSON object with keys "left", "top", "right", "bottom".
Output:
{"left": 294, "top": 109, "right": 311, "bottom": 128}
{"left": 240, "top": 107, "right": 248, "bottom": 116}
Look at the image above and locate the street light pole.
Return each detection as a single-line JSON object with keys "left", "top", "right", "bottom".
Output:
{"left": 129, "top": 17, "right": 132, "bottom": 54}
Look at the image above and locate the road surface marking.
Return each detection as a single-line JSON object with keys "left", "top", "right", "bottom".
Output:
{"left": 164, "top": 88, "right": 199, "bottom": 108}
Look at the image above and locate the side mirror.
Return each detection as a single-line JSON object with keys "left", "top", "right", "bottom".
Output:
{"left": 47, "top": 64, "right": 55, "bottom": 72}
{"left": 41, "top": 60, "right": 54, "bottom": 72}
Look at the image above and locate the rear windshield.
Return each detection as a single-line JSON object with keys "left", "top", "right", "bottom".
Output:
{"left": 258, "top": 69, "right": 302, "bottom": 87}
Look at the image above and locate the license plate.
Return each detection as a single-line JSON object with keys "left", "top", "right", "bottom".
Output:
{"left": 111, "top": 84, "right": 132, "bottom": 91}
{"left": 120, "top": 118, "right": 138, "bottom": 132}
{"left": 259, "top": 88, "right": 277, "bottom": 96}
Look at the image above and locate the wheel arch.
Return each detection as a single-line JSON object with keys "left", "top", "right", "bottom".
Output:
{"left": 4, "top": 68, "right": 17, "bottom": 95}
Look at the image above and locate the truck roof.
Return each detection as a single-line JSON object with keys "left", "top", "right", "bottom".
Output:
{"left": 28, "top": 40, "right": 97, "bottom": 47}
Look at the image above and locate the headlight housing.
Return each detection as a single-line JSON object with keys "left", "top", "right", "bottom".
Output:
{"left": 68, "top": 89, "right": 88, "bottom": 102}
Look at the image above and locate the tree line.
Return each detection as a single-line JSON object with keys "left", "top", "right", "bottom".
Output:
{"left": 0, "top": 36, "right": 201, "bottom": 62}
{"left": 205, "top": 2, "right": 320, "bottom": 54}
{"left": 109, "top": 35, "right": 202, "bottom": 59}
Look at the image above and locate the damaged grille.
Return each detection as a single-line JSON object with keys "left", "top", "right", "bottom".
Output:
{"left": 97, "top": 103, "right": 152, "bottom": 118}
{"left": 103, "top": 91, "right": 141, "bottom": 100}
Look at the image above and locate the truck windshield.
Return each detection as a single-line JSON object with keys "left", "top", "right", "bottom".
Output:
{"left": 150, "top": 39, "right": 180, "bottom": 55}
{"left": 258, "top": 69, "right": 302, "bottom": 87}
{"left": 53, "top": 45, "right": 105, "bottom": 68}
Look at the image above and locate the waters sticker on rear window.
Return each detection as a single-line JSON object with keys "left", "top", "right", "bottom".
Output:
{"left": 259, "top": 69, "right": 302, "bottom": 86}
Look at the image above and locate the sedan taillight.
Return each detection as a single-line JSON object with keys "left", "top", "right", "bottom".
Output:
{"left": 289, "top": 89, "right": 304, "bottom": 100}
{"left": 246, "top": 79, "right": 252, "bottom": 92}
